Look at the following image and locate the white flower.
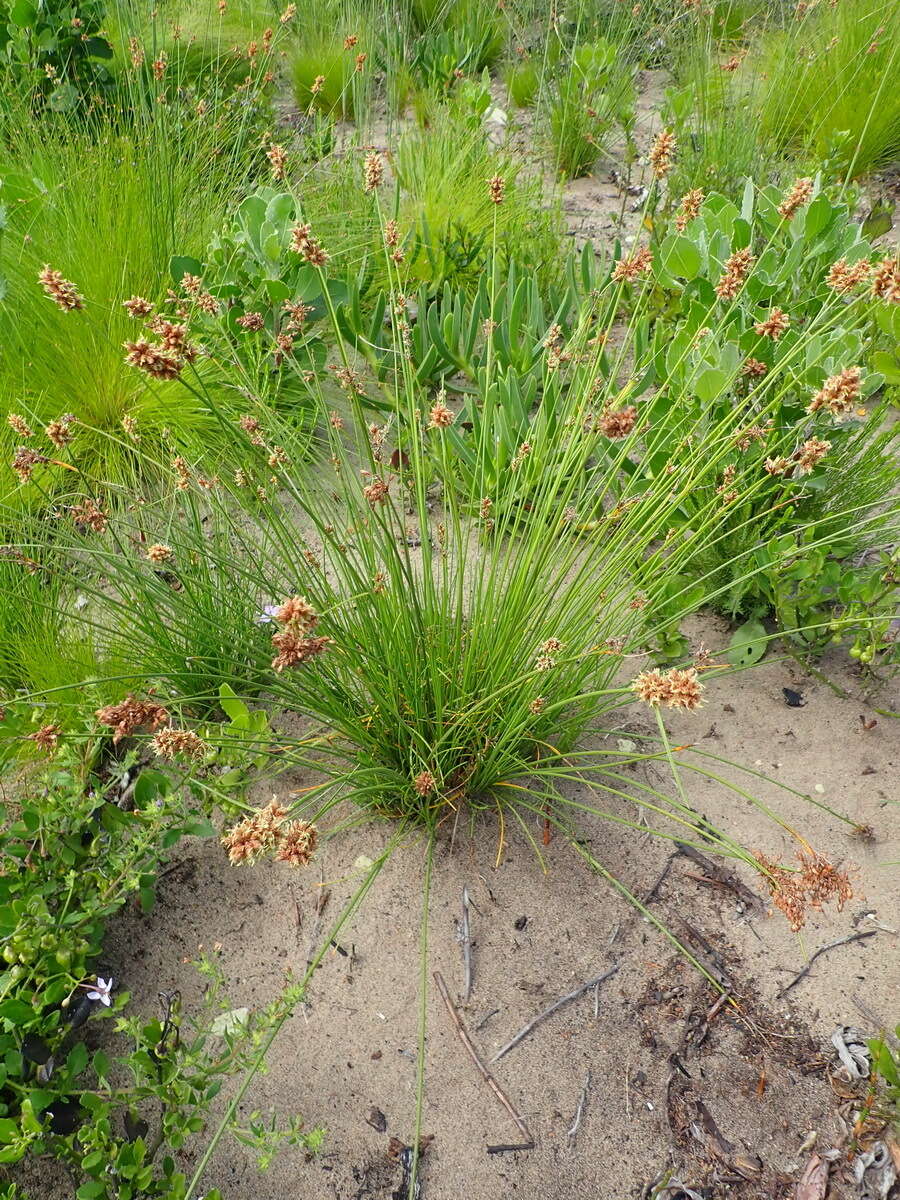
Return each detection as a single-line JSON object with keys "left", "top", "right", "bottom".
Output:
{"left": 255, "top": 604, "right": 280, "bottom": 624}
{"left": 85, "top": 976, "right": 114, "bottom": 1007}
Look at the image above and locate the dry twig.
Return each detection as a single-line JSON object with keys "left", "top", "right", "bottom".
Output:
{"left": 777, "top": 931, "right": 877, "bottom": 998}
{"left": 490, "top": 963, "right": 620, "bottom": 1064}
{"left": 433, "top": 971, "right": 534, "bottom": 1149}
{"left": 567, "top": 1072, "right": 592, "bottom": 1146}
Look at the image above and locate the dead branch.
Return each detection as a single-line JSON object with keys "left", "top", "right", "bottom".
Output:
{"left": 490, "top": 963, "right": 620, "bottom": 1064}
{"left": 433, "top": 971, "right": 534, "bottom": 1149}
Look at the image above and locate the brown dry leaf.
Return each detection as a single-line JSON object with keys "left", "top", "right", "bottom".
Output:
{"left": 796, "top": 1152, "right": 830, "bottom": 1200}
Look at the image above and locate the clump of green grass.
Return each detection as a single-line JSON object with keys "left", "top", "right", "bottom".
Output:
{"left": 544, "top": 39, "right": 636, "bottom": 178}
{"left": 289, "top": 24, "right": 373, "bottom": 122}
{"left": 0, "top": 94, "right": 265, "bottom": 505}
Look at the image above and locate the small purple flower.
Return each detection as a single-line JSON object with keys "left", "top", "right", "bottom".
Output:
{"left": 255, "top": 604, "right": 280, "bottom": 625}
{"left": 84, "top": 976, "right": 114, "bottom": 1007}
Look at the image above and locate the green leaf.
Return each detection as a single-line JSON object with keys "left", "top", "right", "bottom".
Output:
{"left": 861, "top": 203, "right": 893, "bottom": 241}
{"left": 9, "top": 0, "right": 37, "bottom": 26}
{"left": 76, "top": 1182, "right": 107, "bottom": 1199}
{"left": 48, "top": 84, "right": 79, "bottom": 113}
{"left": 0, "top": 1118, "right": 19, "bottom": 1143}
{"left": 726, "top": 619, "right": 768, "bottom": 668}
{"left": 218, "top": 684, "right": 249, "bottom": 723}
{"left": 694, "top": 367, "right": 729, "bottom": 404}
{"left": 66, "top": 1042, "right": 89, "bottom": 1077}
{"left": 169, "top": 255, "right": 203, "bottom": 284}
{"left": 803, "top": 195, "right": 833, "bottom": 241}
{"left": 871, "top": 350, "right": 900, "bottom": 385}
{"left": 660, "top": 234, "right": 701, "bottom": 281}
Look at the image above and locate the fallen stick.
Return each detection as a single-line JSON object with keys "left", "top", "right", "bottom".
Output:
{"left": 460, "top": 886, "right": 474, "bottom": 1003}
{"left": 567, "top": 1071, "right": 592, "bottom": 1146}
{"left": 433, "top": 971, "right": 534, "bottom": 1149}
{"left": 777, "top": 931, "right": 877, "bottom": 997}
{"left": 490, "top": 963, "right": 620, "bottom": 1064}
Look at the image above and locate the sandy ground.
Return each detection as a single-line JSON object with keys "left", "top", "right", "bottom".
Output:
{"left": 78, "top": 617, "right": 896, "bottom": 1200}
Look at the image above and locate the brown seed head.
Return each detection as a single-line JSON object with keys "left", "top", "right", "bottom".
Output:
{"left": 152, "top": 727, "right": 208, "bottom": 760}
{"left": 649, "top": 129, "right": 676, "bottom": 179}
{"left": 715, "top": 248, "right": 755, "bottom": 300}
{"left": 753, "top": 307, "right": 790, "bottom": 340}
{"left": 96, "top": 695, "right": 169, "bottom": 743}
{"left": 7, "top": 413, "right": 33, "bottom": 438}
{"left": 38, "top": 265, "right": 84, "bottom": 311}
{"left": 777, "top": 177, "right": 813, "bottom": 220}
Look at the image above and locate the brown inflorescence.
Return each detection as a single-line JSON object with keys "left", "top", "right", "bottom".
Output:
{"left": 274, "top": 820, "right": 318, "bottom": 866}
{"left": 96, "top": 695, "right": 169, "bottom": 743}
{"left": 674, "top": 188, "right": 704, "bottom": 232}
{"left": 11, "top": 447, "right": 50, "bottom": 483}
{"left": 715, "top": 248, "right": 755, "bottom": 300}
{"left": 807, "top": 365, "right": 861, "bottom": 420}
{"left": 488, "top": 174, "right": 505, "bottom": 204}
{"left": 413, "top": 770, "right": 436, "bottom": 797}
{"left": 753, "top": 307, "right": 790, "bottom": 340}
{"left": 612, "top": 246, "right": 652, "bottom": 283}
{"left": 123, "top": 295, "right": 154, "bottom": 318}
{"left": 597, "top": 405, "right": 638, "bottom": 439}
{"left": 38, "top": 265, "right": 84, "bottom": 311}
{"left": 649, "top": 129, "right": 676, "bottom": 179}
{"left": 632, "top": 666, "right": 703, "bottom": 710}
{"left": 794, "top": 436, "right": 831, "bottom": 474}
{"left": 871, "top": 257, "right": 900, "bottom": 304}
{"left": 754, "top": 848, "right": 853, "bottom": 931}
{"left": 29, "top": 724, "right": 61, "bottom": 752}
{"left": 152, "top": 727, "right": 208, "bottom": 760}
{"left": 825, "top": 257, "right": 871, "bottom": 295}
{"left": 7, "top": 414, "right": 33, "bottom": 438}
{"left": 364, "top": 151, "right": 384, "bottom": 192}
{"left": 146, "top": 543, "right": 174, "bottom": 564}
{"left": 776, "top": 177, "right": 813, "bottom": 220}
{"left": 70, "top": 498, "right": 108, "bottom": 533}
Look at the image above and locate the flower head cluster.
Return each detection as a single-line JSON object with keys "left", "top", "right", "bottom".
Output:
{"left": 753, "top": 307, "right": 790, "bottom": 340}
{"left": 754, "top": 848, "right": 852, "bottom": 931}
{"left": 7, "top": 413, "right": 33, "bottom": 438}
{"left": 96, "top": 695, "right": 169, "bottom": 743}
{"left": 674, "top": 188, "right": 704, "bottom": 232}
{"left": 70, "top": 498, "right": 108, "bottom": 533}
{"left": 267, "top": 143, "right": 287, "bottom": 180}
{"left": 363, "top": 151, "right": 383, "bottom": 192}
{"left": 152, "top": 727, "right": 208, "bottom": 760}
{"left": 649, "top": 129, "right": 676, "bottom": 179}
{"left": 807, "top": 365, "right": 861, "bottom": 420}
{"left": 124, "top": 337, "right": 185, "bottom": 381}
{"left": 38, "top": 265, "right": 84, "bottom": 311}
{"left": 222, "top": 798, "right": 317, "bottom": 868}
{"left": 413, "top": 770, "right": 436, "bottom": 797}
{"left": 290, "top": 223, "right": 329, "bottom": 267}
{"left": 11, "top": 447, "right": 50, "bottom": 483}
{"left": 269, "top": 595, "right": 330, "bottom": 672}
{"left": 597, "top": 405, "right": 637, "bottom": 439}
{"left": 612, "top": 246, "right": 652, "bottom": 283}
{"left": 871, "top": 257, "right": 900, "bottom": 304}
{"left": 488, "top": 174, "right": 505, "bottom": 204}
{"left": 776, "top": 177, "right": 813, "bottom": 220}
{"left": 794, "top": 436, "right": 831, "bottom": 474}
{"left": 45, "top": 413, "right": 76, "bottom": 448}
{"left": 124, "top": 295, "right": 154, "bottom": 318}
{"left": 632, "top": 666, "right": 704, "bottom": 710}
{"left": 146, "top": 542, "right": 174, "bottom": 564}
{"left": 29, "top": 724, "right": 61, "bottom": 752}
{"left": 825, "top": 257, "right": 871, "bottom": 295}
{"left": 715, "top": 248, "right": 755, "bottom": 300}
